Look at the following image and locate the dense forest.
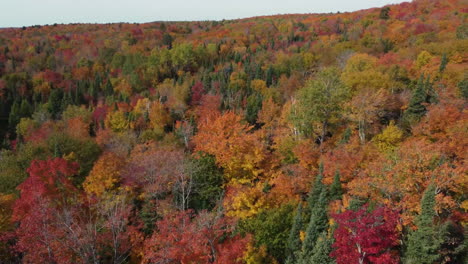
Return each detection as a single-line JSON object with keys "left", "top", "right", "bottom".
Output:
{"left": 0, "top": 0, "right": 467, "bottom": 263}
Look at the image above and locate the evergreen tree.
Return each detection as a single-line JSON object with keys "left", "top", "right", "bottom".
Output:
{"left": 162, "top": 33, "right": 173, "bottom": 49}
{"left": 439, "top": 53, "right": 448, "bottom": 73}
{"left": 405, "top": 75, "right": 427, "bottom": 118}
{"left": 8, "top": 100, "right": 20, "bottom": 132}
{"left": 307, "top": 163, "right": 325, "bottom": 211}
{"left": 19, "top": 99, "right": 32, "bottom": 118}
{"left": 302, "top": 188, "right": 329, "bottom": 261}
{"left": 266, "top": 65, "right": 274, "bottom": 87}
{"left": 105, "top": 78, "right": 114, "bottom": 97}
{"left": 329, "top": 170, "right": 343, "bottom": 201}
{"left": 286, "top": 203, "right": 303, "bottom": 263}
{"left": 47, "top": 88, "right": 63, "bottom": 119}
{"left": 425, "top": 76, "right": 438, "bottom": 104}
{"left": 245, "top": 93, "right": 263, "bottom": 125}
{"left": 339, "top": 127, "right": 351, "bottom": 144}
{"left": 405, "top": 185, "right": 442, "bottom": 264}
{"left": 309, "top": 230, "right": 335, "bottom": 264}
{"left": 458, "top": 78, "right": 468, "bottom": 99}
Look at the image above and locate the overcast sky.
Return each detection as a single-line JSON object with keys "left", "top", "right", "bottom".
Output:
{"left": 1, "top": 0, "right": 408, "bottom": 28}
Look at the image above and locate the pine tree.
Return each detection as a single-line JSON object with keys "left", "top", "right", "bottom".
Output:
{"left": 302, "top": 188, "right": 329, "bottom": 261}
{"left": 307, "top": 163, "right": 325, "bottom": 211}
{"left": 329, "top": 170, "right": 343, "bottom": 201}
{"left": 47, "top": 88, "right": 63, "bottom": 119}
{"left": 425, "top": 76, "right": 438, "bottom": 104}
{"left": 266, "top": 65, "right": 274, "bottom": 87}
{"left": 405, "top": 75, "right": 427, "bottom": 118}
{"left": 19, "top": 99, "right": 32, "bottom": 118}
{"left": 439, "top": 53, "right": 448, "bottom": 73}
{"left": 8, "top": 100, "right": 20, "bottom": 132}
{"left": 309, "top": 230, "right": 335, "bottom": 264}
{"left": 286, "top": 203, "right": 303, "bottom": 263}
{"left": 405, "top": 185, "right": 442, "bottom": 264}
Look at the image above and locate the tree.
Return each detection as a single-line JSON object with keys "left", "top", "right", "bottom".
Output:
{"left": 404, "top": 75, "right": 428, "bottom": 125}
{"left": 239, "top": 204, "right": 295, "bottom": 263}
{"left": 309, "top": 230, "right": 335, "bottom": 264}
{"left": 372, "top": 121, "right": 404, "bottom": 153}
{"left": 189, "top": 153, "right": 224, "bottom": 211}
{"left": 143, "top": 210, "right": 248, "bottom": 264}
{"left": 245, "top": 93, "right": 263, "bottom": 125}
{"left": 405, "top": 185, "right": 442, "bottom": 264}
{"left": 331, "top": 205, "right": 400, "bottom": 264}
{"left": 47, "top": 88, "right": 63, "bottom": 118}
{"left": 286, "top": 203, "right": 303, "bottom": 263}
{"left": 12, "top": 158, "right": 79, "bottom": 263}
{"left": 307, "top": 163, "right": 325, "bottom": 211}
{"left": 329, "top": 170, "right": 343, "bottom": 201}
{"left": 192, "top": 111, "right": 267, "bottom": 184}
{"left": 379, "top": 7, "right": 390, "bottom": 20}
{"left": 301, "top": 188, "right": 329, "bottom": 261}
{"left": 83, "top": 152, "right": 125, "bottom": 197}
{"left": 290, "top": 67, "right": 349, "bottom": 145}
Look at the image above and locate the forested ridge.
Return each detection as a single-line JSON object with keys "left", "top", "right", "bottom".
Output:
{"left": 0, "top": 0, "right": 467, "bottom": 263}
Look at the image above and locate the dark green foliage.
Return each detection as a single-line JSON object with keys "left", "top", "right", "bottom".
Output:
{"left": 405, "top": 75, "right": 428, "bottom": 118}
{"left": 307, "top": 163, "right": 325, "bottom": 211}
{"left": 239, "top": 203, "right": 295, "bottom": 263}
{"left": 456, "top": 24, "right": 468, "bottom": 40}
{"left": 425, "top": 77, "right": 438, "bottom": 104}
{"left": 245, "top": 93, "right": 263, "bottom": 125}
{"left": 379, "top": 7, "right": 391, "bottom": 20}
{"left": 139, "top": 198, "right": 160, "bottom": 235}
{"left": 19, "top": 99, "right": 32, "bottom": 118}
{"left": 45, "top": 133, "right": 101, "bottom": 182}
{"left": 189, "top": 153, "right": 224, "bottom": 211}
{"left": 340, "top": 127, "right": 351, "bottom": 144}
{"left": 309, "top": 231, "right": 335, "bottom": 264}
{"left": 458, "top": 78, "right": 468, "bottom": 99}
{"left": 266, "top": 65, "right": 274, "bottom": 87}
{"left": 8, "top": 100, "right": 20, "bottom": 132}
{"left": 439, "top": 53, "right": 448, "bottom": 73}
{"left": 302, "top": 189, "right": 329, "bottom": 260}
{"left": 47, "top": 88, "right": 63, "bottom": 118}
{"left": 329, "top": 170, "right": 343, "bottom": 201}
{"left": 286, "top": 203, "right": 303, "bottom": 263}
{"left": 380, "top": 38, "right": 394, "bottom": 53}
{"left": 405, "top": 185, "right": 442, "bottom": 264}
{"left": 162, "top": 33, "right": 173, "bottom": 49}
{"left": 439, "top": 221, "right": 467, "bottom": 264}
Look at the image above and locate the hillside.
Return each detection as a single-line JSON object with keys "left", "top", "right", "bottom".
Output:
{"left": 0, "top": 0, "right": 467, "bottom": 263}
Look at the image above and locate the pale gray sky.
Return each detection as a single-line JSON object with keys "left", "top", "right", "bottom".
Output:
{"left": 1, "top": 0, "right": 408, "bottom": 28}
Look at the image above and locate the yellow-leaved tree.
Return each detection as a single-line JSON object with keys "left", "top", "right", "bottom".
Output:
{"left": 83, "top": 152, "right": 126, "bottom": 197}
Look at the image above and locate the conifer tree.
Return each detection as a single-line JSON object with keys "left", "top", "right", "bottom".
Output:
{"left": 405, "top": 75, "right": 427, "bottom": 118}
{"left": 307, "top": 163, "right": 325, "bottom": 211}
{"left": 47, "top": 88, "right": 63, "bottom": 119}
{"left": 286, "top": 203, "right": 303, "bottom": 263}
{"left": 329, "top": 170, "right": 343, "bottom": 201}
{"left": 302, "top": 188, "right": 329, "bottom": 261}
{"left": 405, "top": 185, "right": 442, "bottom": 264}
{"left": 309, "top": 230, "right": 335, "bottom": 264}
{"left": 439, "top": 53, "right": 448, "bottom": 73}
{"left": 19, "top": 99, "right": 32, "bottom": 118}
{"left": 8, "top": 100, "right": 20, "bottom": 132}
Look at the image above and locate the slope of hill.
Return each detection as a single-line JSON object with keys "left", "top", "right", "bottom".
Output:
{"left": 0, "top": 0, "right": 466, "bottom": 263}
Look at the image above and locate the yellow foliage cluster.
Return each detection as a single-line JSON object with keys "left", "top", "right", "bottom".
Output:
{"left": 372, "top": 121, "right": 404, "bottom": 153}
{"left": 83, "top": 152, "right": 125, "bottom": 197}
{"left": 105, "top": 110, "right": 129, "bottom": 133}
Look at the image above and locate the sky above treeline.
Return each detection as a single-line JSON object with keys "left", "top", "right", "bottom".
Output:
{"left": 1, "top": 0, "right": 408, "bottom": 28}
